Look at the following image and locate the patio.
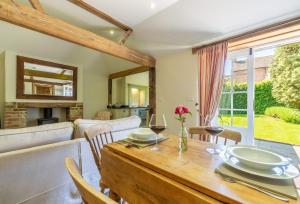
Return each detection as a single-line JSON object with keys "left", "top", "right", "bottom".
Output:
{"left": 255, "top": 139, "right": 300, "bottom": 166}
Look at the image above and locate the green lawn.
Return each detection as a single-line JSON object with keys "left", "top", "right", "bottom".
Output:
{"left": 220, "top": 115, "right": 300, "bottom": 145}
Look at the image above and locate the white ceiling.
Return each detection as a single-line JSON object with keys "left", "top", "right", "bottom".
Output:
{"left": 128, "top": 0, "right": 300, "bottom": 56}
{"left": 4, "top": 0, "right": 300, "bottom": 63}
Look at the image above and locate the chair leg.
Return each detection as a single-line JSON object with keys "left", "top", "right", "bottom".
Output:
{"left": 109, "top": 190, "right": 121, "bottom": 202}
{"left": 100, "top": 180, "right": 107, "bottom": 193}
{"left": 100, "top": 179, "right": 122, "bottom": 202}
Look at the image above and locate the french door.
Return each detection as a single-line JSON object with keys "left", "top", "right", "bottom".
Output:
{"left": 215, "top": 48, "right": 254, "bottom": 144}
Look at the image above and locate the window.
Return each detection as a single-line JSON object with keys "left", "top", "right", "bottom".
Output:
{"left": 63, "top": 85, "right": 73, "bottom": 96}
{"left": 218, "top": 56, "right": 248, "bottom": 128}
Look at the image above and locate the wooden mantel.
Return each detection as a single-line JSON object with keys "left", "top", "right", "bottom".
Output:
{"left": 0, "top": 0, "right": 156, "bottom": 67}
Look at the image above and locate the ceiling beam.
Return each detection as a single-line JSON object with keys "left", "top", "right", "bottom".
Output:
{"left": 28, "top": 0, "right": 44, "bottom": 13}
{"left": 119, "top": 29, "right": 133, "bottom": 45}
{"left": 0, "top": 1, "right": 155, "bottom": 67}
{"left": 68, "top": 0, "right": 132, "bottom": 32}
{"left": 109, "top": 66, "right": 150, "bottom": 79}
{"left": 24, "top": 69, "right": 73, "bottom": 80}
{"left": 60, "top": 69, "right": 66, "bottom": 75}
{"left": 24, "top": 78, "right": 71, "bottom": 86}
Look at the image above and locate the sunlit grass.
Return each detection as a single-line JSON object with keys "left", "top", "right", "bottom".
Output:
{"left": 220, "top": 115, "right": 300, "bottom": 145}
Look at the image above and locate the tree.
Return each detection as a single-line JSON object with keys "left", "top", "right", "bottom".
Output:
{"left": 269, "top": 42, "right": 300, "bottom": 108}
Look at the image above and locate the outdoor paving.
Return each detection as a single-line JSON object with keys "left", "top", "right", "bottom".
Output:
{"left": 255, "top": 139, "right": 300, "bottom": 188}
{"left": 255, "top": 139, "right": 299, "bottom": 166}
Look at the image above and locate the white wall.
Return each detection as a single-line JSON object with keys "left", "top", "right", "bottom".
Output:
{"left": 0, "top": 21, "right": 151, "bottom": 121}
{"left": 83, "top": 65, "right": 108, "bottom": 119}
{"left": 156, "top": 50, "right": 199, "bottom": 134}
{"left": 4, "top": 51, "right": 84, "bottom": 103}
{"left": 0, "top": 22, "right": 112, "bottom": 120}
{"left": 125, "top": 72, "right": 149, "bottom": 86}
{"left": 0, "top": 52, "right": 5, "bottom": 128}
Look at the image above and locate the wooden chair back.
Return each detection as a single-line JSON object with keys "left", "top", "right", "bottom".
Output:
{"left": 65, "top": 157, "right": 117, "bottom": 204}
{"left": 189, "top": 126, "right": 242, "bottom": 145}
{"left": 84, "top": 124, "right": 113, "bottom": 172}
{"left": 189, "top": 127, "right": 210, "bottom": 142}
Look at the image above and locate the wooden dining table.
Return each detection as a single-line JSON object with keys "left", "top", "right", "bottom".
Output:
{"left": 100, "top": 134, "right": 300, "bottom": 204}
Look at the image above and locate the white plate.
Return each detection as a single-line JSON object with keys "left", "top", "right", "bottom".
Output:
{"left": 131, "top": 128, "right": 156, "bottom": 140}
{"left": 226, "top": 145, "right": 290, "bottom": 170}
{"left": 220, "top": 151, "right": 299, "bottom": 180}
{"left": 128, "top": 134, "right": 163, "bottom": 143}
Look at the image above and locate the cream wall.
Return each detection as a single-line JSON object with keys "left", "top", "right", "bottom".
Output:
{"left": 2, "top": 50, "right": 112, "bottom": 120}
{"left": 0, "top": 52, "right": 5, "bottom": 128}
{"left": 83, "top": 65, "right": 108, "bottom": 119}
{"left": 0, "top": 21, "right": 126, "bottom": 121}
{"left": 156, "top": 50, "right": 199, "bottom": 134}
{"left": 4, "top": 51, "right": 84, "bottom": 103}
{"left": 125, "top": 72, "right": 149, "bottom": 86}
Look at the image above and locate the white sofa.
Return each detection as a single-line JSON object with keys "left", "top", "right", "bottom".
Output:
{"left": 0, "top": 116, "right": 141, "bottom": 204}
{"left": 74, "top": 116, "right": 141, "bottom": 140}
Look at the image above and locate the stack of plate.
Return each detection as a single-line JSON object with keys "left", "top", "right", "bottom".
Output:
{"left": 128, "top": 128, "right": 163, "bottom": 143}
{"left": 220, "top": 145, "right": 299, "bottom": 179}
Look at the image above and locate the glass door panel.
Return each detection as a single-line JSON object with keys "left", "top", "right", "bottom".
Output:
{"left": 216, "top": 48, "right": 254, "bottom": 144}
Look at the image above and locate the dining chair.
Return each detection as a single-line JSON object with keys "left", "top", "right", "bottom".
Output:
{"left": 84, "top": 124, "right": 113, "bottom": 192}
{"left": 65, "top": 157, "right": 117, "bottom": 204}
{"left": 189, "top": 127, "right": 242, "bottom": 145}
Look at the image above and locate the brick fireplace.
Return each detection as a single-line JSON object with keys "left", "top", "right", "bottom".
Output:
{"left": 4, "top": 102, "right": 83, "bottom": 129}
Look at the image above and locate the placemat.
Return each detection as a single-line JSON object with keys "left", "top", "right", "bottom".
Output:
{"left": 117, "top": 136, "right": 168, "bottom": 148}
{"left": 216, "top": 163, "right": 298, "bottom": 199}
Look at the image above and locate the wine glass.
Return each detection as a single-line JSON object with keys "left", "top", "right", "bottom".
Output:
{"left": 205, "top": 126, "right": 224, "bottom": 154}
{"left": 149, "top": 114, "right": 167, "bottom": 151}
{"left": 204, "top": 114, "right": 224, "bottom": 154}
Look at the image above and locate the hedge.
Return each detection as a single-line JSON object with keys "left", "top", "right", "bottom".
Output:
{"left": 221, "top": 80, "right": 281, "bottom": 114}
{"left": 254, "top": 81, "right": 281, "bottom": 114}
{"left": 265, "top": 106, "right": 300, "bottom": 124}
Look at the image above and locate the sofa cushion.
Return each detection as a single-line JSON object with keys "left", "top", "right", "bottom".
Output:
{"left": 0, "top": 122, "right": 74, "bottom": 153}
{"left": 74, "top": 116, "right": 141, "bottom": 140}
{"left": 0, "top": 139, "right": 82, "bottom": 204}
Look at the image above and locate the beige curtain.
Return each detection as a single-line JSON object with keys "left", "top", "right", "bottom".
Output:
{"left": 198, "top": 41, "right": 228, "bottom": 126}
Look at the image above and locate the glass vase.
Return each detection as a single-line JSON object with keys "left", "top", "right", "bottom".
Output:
{"left": 179, "top": 125, "right": 188, "bottom": 152}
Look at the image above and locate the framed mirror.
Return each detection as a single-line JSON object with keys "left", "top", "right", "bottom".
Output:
{"left": 16, "top": 56, "right": 77, "bottom": 100}
{"left": 108, "top": 67, "right": 156, "bottom": 125}
{"left": 111, "top": 71, "right": 150, "bottom": 107}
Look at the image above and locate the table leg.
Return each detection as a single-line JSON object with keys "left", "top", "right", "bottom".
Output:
{"left": 109, "top": 190, "right": 121, "bottom": 202}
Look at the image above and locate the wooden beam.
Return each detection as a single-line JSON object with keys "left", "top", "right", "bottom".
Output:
{"left": 192, "top": 16, "right": 300, "bottom": 54}
{"left": 228, "top": 25, "right": 300, "bottom": 51}
{"left": 149, "top": 67, "right": 156, "bottom": 116}
{"left": 119, "top": 29, "right": 133, "bottom": 45}
{"left": 24, "top": 69, "right": 73, "bottom": 80}
{"left": 0, "top": 1, "right": 155, "bottom": 67}
{"left": 68, "top": 0, "right": 132, "bottom": 32}
{"left": 24, "top": 78, "right": 71, "bottom": 86}
{"left": 60, "top": 69, "right": 66, "bottom": 75}
{"left": 28, "top": 0, "right": 44, "bottom": 13}
{"left": 109, "top": 66, "right": 151, "bottom": 79}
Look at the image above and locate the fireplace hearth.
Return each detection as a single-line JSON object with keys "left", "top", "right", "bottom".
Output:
{"left": 4, "top": 102, "right": 83, "bottom": 129}
{"left": 37, "top": 108, "right": 59, "bottom": 125}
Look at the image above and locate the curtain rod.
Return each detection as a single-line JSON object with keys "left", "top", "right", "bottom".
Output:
{"left": 192, "top": 16, "right": 300, "bottom": 54}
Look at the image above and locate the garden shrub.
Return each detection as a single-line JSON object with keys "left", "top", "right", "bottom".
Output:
{"left": 269, "top": 42, "right": 300, "bottom": 108}
{"left": 265, "top": 106, "right": 300, "bottom": 124}
{"left": 222, "top": 80, "right": 280, "bottom": 114}
{"left": 255, "top": 81, "right": 281, "bottom": 114}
